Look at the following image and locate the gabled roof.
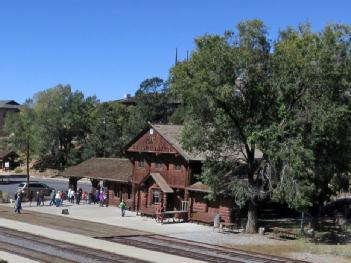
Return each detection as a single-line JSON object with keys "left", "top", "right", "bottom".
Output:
{"left": 64, "top": 158, "right": 133, "bottom": 182}
{"left": 124, "top": 123, "right": 204, "bottom": 162}
{"left": 124, "top": 123, "right": 263, "bottom": 163}
{"left": 0, "top": 100, "right": 21, "bottom": 109}
{"left": 150, "top": 124, "right": 205, "bottom": 161}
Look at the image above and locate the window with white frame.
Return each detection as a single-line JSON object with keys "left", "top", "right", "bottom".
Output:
{"left": 152, "top": 190, "right": 160, "bottom": 205}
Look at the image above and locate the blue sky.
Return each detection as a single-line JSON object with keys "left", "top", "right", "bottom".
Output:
{"left": 1, "top": 0, "right": 350, "bottom": 103}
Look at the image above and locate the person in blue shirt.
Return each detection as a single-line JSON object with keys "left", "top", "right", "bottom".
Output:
{"left": 14, "top": 194, "right": 22, "bottom": 214}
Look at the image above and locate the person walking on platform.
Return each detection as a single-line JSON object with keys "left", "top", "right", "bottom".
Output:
{"left": 38, "top": 190, "right": 45, "bottom": 206}
{"left": 49, "top": 189, "right": 56, "bottom": 206}
{"left": 67, "top": 188, "right": 72, "bottom": 203}
{"left": 55, "top": 191, "right": 61, "bottom": 207}
{"left": 99, "top": 191, "right": 105, "bottom": 207}
{"left": 14, "top": 194, "right": 22, "bottom": 214}
{"left": 119, "top": 200, "right": 126, "bottom": 217}
{"left": 28, "top": 190, "right": 33, "bottom": 207}
{"left": 70, "top": 189, "right": 75, "bottom": 204}
{"left": 76, "top": 188, "right": 82, "bottom": 205}
{"left": 36, "top": 191, "right": 40, "bottom": 206}
{"left": 94, "top": 189, "right": 99, "bottom": 204}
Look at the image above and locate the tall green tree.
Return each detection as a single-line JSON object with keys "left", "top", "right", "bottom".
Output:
{"left": 171, "top": 20, "right": 275, "bottom": 233}
{"left": 83, "top": 101, "right": 129, "bottom": 158}
{"left": 171, "top": 20, "right": 351, "bottom": 232}
{"left": 127, "top": 77, "right": 177, "bottom": 135}
{"left": 265, "top": 24, "right": 351, "bottom": 218}
{"left": 34, "top": 85, "right": 97, "bottom": 169}
{"left": 4, "top": 100, "right": 38, "bottom": 195}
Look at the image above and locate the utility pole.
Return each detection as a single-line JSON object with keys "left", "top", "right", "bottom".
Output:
{"left": 26, "top": 138, "right": 30, "bottom": 197}
{"left": 103, "top": 117, "right": 107, "bottom": 158}
{"left": 175, "top": 48, "right": 178, "bottom": 65}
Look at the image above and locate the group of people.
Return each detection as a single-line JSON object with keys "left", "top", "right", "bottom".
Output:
{"left": 93, "top": 188, "right": 107, "bottom": 207}
{"left": 13, "top": 185, "right": 128, "bottom": 218}
{"left": 15, "top": 190, "right": 45, "bottom": 209}
{"left": 48, "top": 189, "right": 66, "bottom": 207}
{"left": 67, "top": 188, "right": 84, "bottom": 204}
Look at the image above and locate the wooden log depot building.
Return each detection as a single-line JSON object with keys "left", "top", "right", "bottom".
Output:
{"left": 0, "top": 150, "right": 19, "bottom": 170}
{"left": 65, "top": 123, "right": 234, "bottom": 223}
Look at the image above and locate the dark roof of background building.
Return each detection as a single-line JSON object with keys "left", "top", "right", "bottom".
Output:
{"left": 0, "top": 150, "right": 19, "bottom": 159}
{"left": 0, "top": 100, "right": 21, "bottom": 109}
{"left": 186, "top": 182, "right": 212, "bottom": 193}
{"left": 114, "top": 95, "right": 137, "bottom": 106}
{"left": 114, "top": 96, "right": 181, "bottom": 107}
{"left": 64, "top": 158, "right": 133, "bottom": 182}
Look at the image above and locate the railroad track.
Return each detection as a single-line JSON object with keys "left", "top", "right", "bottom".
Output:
{"left": 0, "top": 207, "right": 307, "bottom": 263}
{"left": 99, "top": 235, "right": 307, "bottom": 263}
{"left": 0, "top": 227, "right": 149, "bottom": 263}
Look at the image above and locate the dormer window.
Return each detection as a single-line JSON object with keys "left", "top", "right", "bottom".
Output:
{"left": 175, "top": 164, "right": 181, "bottom": 170}
{"left": 139, "top": 160, "right": 145, "bottom": 167}
{"left": 150, "top": 128, "right": 154, "bottom": 135}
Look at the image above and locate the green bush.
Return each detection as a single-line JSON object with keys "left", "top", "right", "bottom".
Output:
{"left": 1, "top": 192, "right": 9, "bottom": 203}
{"left": 14, "top": 167, "right": 23, "bottom": 173}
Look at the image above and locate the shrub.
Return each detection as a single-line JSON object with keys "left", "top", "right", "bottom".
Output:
{"left": 14, "top": 167, "right": 23, "bottom": 174}
{"left": 1, "top": 192, "right": 9, "bottom": 203}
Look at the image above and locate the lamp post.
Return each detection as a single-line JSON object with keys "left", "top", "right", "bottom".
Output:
{"left": 102, "top": 117, "right": 107, "bottom": 158}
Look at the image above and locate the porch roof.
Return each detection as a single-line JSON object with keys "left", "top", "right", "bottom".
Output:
{"left": 64, "top": 157, "right": 133, "bottom": 183}
{"left": 150, "top": 172, "right": 174, "bottom": 193}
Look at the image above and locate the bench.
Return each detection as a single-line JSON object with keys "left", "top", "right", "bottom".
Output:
{"left": 219, "top": 222, "right": 240, "bottom": 233}
{"left": 140, "top": 209, "right": 156, "bottom": 219}
{"left": 156, "top": 210, "right": 188, "bottom": 224}
{"left": 273, "top": 227, "right": 299, "bottom": 239}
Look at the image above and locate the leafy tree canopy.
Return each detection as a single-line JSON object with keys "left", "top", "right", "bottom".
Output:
{"left": 171, "top": 20, "right": 351, "bottom": 232}
{"left": 33, "top": 84, "right": 97, "bottom": 169}
{"left": 83, "top": 101, "right": 129, "bottom": 159}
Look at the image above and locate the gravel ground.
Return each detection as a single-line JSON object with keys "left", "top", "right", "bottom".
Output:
{"left": 168, "top": 231, "right": 280, "bottom": 246}
{"left": 287, "top": 252, "right": 351, "bottom": 263}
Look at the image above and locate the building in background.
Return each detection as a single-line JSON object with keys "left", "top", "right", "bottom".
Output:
{"left": 0, "top": 149, "right": 19, "bottom": 170}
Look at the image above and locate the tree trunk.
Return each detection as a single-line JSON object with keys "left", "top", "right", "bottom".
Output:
{"left": 246, "top": 201, "right": 258, "bottom": 233}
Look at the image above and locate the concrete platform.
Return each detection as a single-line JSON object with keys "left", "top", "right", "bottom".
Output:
{"left": 0, "top": 250, "right": 38, "bottom": 263}
{"left": 0, "top": 202, "right": 279, "bottom": 246}
{"left": 9, "top": 202, "right": 211, "bottom": 236}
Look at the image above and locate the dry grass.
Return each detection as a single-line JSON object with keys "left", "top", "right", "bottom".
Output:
{"left": 230, "top": 239, "right": 351, "bottom": 262}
